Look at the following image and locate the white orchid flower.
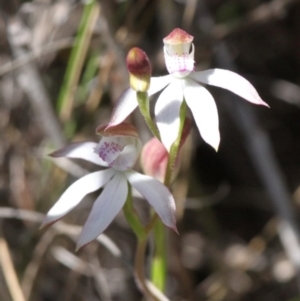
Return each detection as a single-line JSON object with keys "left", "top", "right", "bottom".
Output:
{"left": 42, "top": 123, "right": 177, "bottom": 249}
{"left": 109, "top": 28, "right": 269, "bottom": 152}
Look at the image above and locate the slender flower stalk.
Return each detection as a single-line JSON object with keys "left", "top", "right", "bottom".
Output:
{"left": 41, "top": 123, "right": 177, "bottom": 250}
{"left": 109, "top": 28, "right": 269, "bottom": 152}
{"left": 137, "top": 91, "right": 161, "bottom": 140}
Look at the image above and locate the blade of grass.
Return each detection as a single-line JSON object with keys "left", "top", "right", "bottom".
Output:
{"left": 57, "top": 0, "right": 100, "bottom": 121}
{"left": 77, "top": 51, "right": 99, "bottom": 104}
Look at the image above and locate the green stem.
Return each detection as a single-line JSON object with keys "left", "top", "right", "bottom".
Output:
{"left": 164, "top": 101, "right": 187, "bottom": 186}
{"left": 123, "top": 185, "right": 146, "bottom": 240}
{"left": 137, "top": 91, "right": 161, "bottom": 140}
{"left": 124, "top": 186, "right": 159, "bottom": 300}
{"left": 151, "top": 100, "right": 187, "bottom": 291}
{"left": 135, "top": 237, "right": 161, "bottom": 301}
{"left": 151, "top": 219, "right": 167, "bottom": 290}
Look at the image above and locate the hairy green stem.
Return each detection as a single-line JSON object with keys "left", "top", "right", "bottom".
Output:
{"left": 124, "top": 186, "right": 159, "bottom": 300}
{"left": 151, "top": 219, "right": 167, "bottom": 290}
{"left": 164, "top": 101, "right": 187, "bottom": 186}
{"left": 151, "top": 100, "right": 187, "bottom": 290}
{"left": 123, "top": 185, "right": 146, "bottom": 240}
{"left": 137, "top": 92, "right": 161, "bottom": 140}
{"left": 135, "top": 91, "right": 188, "bottom": 294}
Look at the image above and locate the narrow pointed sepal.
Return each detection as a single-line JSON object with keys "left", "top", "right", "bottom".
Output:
{"left": 190, "top": 69, "right": 269, "bottom": 107}
{"left": 41, "top": 169, "right": 116, "bottom": 228}
{"left": 108, "top": 88, "right": 138, "bottom": 127}
{"left": 125, "top": 170, "right": 177, "bottom": 232}
{"left": 183, "top": 78, "right": 220, "bottom": 151}
{"left": 154, "top": 78, "right": 184, "bottom": 152}
{"left": 76, "top": 172, "right": 128, "bottom": 250}
{"left": 49, "top": 142, "right": 108, "bottom": 166}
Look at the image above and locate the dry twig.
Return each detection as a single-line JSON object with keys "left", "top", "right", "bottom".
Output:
{"left": 0, "top": 233, "right": 26, "bottom": 301}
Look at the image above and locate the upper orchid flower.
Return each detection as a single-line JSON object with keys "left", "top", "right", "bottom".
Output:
{"left": 109, "top": 28, "right": 269, "bottom": 152}
{"left": 41, "top": 123, "right": 177, "bottom": 249}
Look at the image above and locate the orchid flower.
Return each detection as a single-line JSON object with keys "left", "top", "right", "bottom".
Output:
{"left": 109, "top": 28, "right": 269, "bottom": 152}
{"left": 42, "top": 123, "right": 177, "bottom": 249}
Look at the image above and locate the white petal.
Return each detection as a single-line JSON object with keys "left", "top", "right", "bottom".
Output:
{"left": 42, "top": 169, "right": 116, "bottom": 227}
{"left": 148, "top": 75, "right": 172, "bottom": 96}
{"left": 190, "top": 69, "right": 269, "bottom": 107}
{"left": 183, "top": 78, "right": 220, "bottom": 151}
{"left": 154, "top": 78, "right": 184, "bottom": 152}
{"left": 109, "top": 88, "right": 138, "bottom": 126}
{"left": 50, "top": 142, "right": 108, "bottom": 166}
{"left": 76, "top": 172, "right": 128, "bottom": 249}
{"left": 125, "top": 170, "right": 177, "bottom": 231}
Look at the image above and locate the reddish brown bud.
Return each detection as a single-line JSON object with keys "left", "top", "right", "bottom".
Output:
{"left": 126, "top": 47, "right": 151, "bottom": 92}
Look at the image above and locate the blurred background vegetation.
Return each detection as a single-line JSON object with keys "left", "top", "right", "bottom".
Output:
{"left": 1, "top": 0, "right": 300, "bottom": 300}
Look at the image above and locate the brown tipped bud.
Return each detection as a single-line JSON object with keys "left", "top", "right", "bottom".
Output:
{"left": 126, "top": 47, "right": 151, "bottom": 92}
{"left": 96, "top": 122, "right": 139, "bottom": 138}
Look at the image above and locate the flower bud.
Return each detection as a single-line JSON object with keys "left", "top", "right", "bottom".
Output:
{"left": 141, "top": 118, "right": 192, "bottom": 182}
{"left": 126, "top": 47, "right": 151, "bottom": 92}
{"left": 141, "top": 138, "right": 168, "bottom": 182}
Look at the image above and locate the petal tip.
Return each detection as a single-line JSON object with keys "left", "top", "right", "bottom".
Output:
{"left": 171, "top": 224, "right": 179, "bottom": 235}
{"left": 39, "top": 217, "right": 58, "bottom": 230}
{"left": 75, "top": 237, "right": 92, "bottom": 252}
{"left": 48, "top": 150, "right": 59, "bottom": 157}
{"left": 39, "top": 222, "right": 47, "bottom": 230}
{"left": 208, "top": 138, "right": 220, "bottom": 152}
{"left": 262, "top": 101, "right": 270, "bottom": 108}
{"left": 75, "top": 239, "right": 85, "bottom": 252}
{"left": 75, "top": 243, "right": 83, "bottom": 252}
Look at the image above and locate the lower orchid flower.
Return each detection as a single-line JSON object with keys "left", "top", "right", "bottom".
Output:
{"left": 109, "top": 28, "right": 269, "bottom": 152}
{"left": 42, "top": 123, "right": 177, "bottom": 249}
